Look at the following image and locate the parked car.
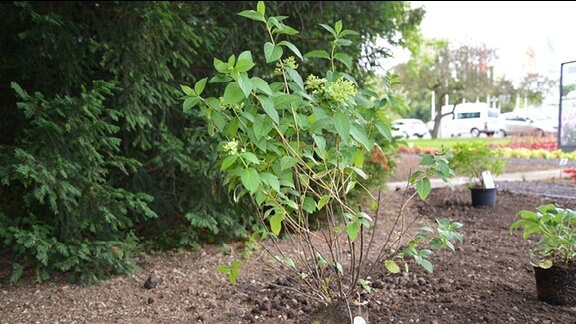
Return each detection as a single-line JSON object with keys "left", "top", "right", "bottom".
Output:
{"left": 499, "top": 112, "right": 558, "bottom": 137}
{"left": 437, "top": 103, "right": 501, "bottom": 138}
{"left": 391, "top": 118, "right": 430, "bottom": 139}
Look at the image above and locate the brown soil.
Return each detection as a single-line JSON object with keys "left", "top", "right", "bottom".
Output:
{"left": 2, "top": 154, "right": 576, "bottom": 323}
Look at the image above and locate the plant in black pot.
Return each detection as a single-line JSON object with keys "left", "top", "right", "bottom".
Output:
{"left": 509, "top": 204, "right": 576, "bottom": 306}
{"left": 448, "top": 142, "right": 506, "bottom": 207}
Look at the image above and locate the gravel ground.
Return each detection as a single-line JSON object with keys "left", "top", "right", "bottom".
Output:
{"left": 485, "top": 157, "right": 576, "bottom": 199}
{"left": 1, "top": 154, "right": 576, "bottom": 324}
{"left": 498, "top": 179, "right": 576, "bottom": 199}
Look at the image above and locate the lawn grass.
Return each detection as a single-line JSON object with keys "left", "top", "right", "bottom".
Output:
{"left": 403, "top": 137, "right": 512, "bottom": 150}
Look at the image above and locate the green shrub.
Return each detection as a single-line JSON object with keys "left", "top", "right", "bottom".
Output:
{"left": 181, "top": 1, "right": 462, "bottom": 312}
{"left": 0, "top": 82, "right": 156, "bottom": 284}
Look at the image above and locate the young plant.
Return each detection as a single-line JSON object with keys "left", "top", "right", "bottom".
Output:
{"left": 510, "top": 204, "right": 576, "bottom": 268}
{"left": 449, "top": 141, "right": 506, "bottom": 188}
{"left": 180, "top": 1, "right": 462, "bottom": 318}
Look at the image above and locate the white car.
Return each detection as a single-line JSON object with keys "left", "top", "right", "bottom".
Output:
{"left": 391, "top": 118, "right": 430, "bottom": 139}
{"left": 438, "top": 103, "right": 501, "bottom": 138}
{"left": 500, "top": 112, "right": 558, "bottom": 137}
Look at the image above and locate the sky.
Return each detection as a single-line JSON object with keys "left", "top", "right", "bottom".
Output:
{"left": 407, "top": 1, "right": 576, "bottom": 86}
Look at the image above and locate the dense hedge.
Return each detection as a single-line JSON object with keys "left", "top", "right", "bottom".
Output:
{"left": 0, "top": 1, "right": 418, "bottom": 284}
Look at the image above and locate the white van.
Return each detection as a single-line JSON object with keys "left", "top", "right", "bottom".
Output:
{"left": 437, "top": 103, "right": 501, "bottom": 138}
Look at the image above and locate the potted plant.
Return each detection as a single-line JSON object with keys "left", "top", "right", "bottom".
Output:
{"left": 448, "top": 142, "right": 506, "bottom": 207}
{"left": 509, "top": 204, "right": 576, "bottom": 305}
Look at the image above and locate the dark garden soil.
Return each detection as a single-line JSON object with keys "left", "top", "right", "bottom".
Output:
{"left": 2, "top": 154, "right": 576, "bottom": 323}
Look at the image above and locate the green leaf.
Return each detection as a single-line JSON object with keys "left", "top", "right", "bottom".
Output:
{"left": 253, "top": 115, "right": 273, "bottom": 140}
{"left": 385, "top": 260, "right": 401, "bottom": 274}
{"left": 236, "top": 51, "right": 255, "bottom": 73}
{"left": 183, "top": 96, "right": 200, "bottom": 113}
{"left": 375, "top": 120, "right": 392, "bottom": 142}
{"left": 272, "top": 93, "right": 298, "bottom": 107}
{"left": 180, "top": 84, "right": 195, "bottom": 96}
{"left": 312, "top": 134, "right": 326, "bottom": 153}
{"left": 280, "top": 257, "right": 296, "bottom": 268}
{"left": 334, "top": 20, "right": 343, "bottom": 34}
{"left": 353, "top": 150, "right": 364, "bottom": 168}
{"left": 260, "top": 172, "right": 280, "bottom": 192}
{"left": 211, "top": 110, "right": 227, "bottom": 131}
{"left": 333, "top": 111, "right": 350, "bottom": 143}
{"left": 273, "top": 24, "right": 299, "bottom": 36}
{"left": 350, "top": 167, "right": 368, "bottom": 180}
{"left": 252, "top": 77, "right": 273, "bottom": 96}
{"left": 340, "top": 29, "right": 359, "bottom": 37}
{"left": 223, "top": 116, "right": 239, "bottom": 137}
{"left": 358, "top": 211, "right": 373, "bottom": 224}
{"left": 280, "top": 156, "right": 297, "bottom": 170}
{"left": 214, "top": 58, "right": 230, "bottom": 74}
{"left": 237, "top": 9, "right": 266, "bottom": 22}
{"left": 419, "top": 155, "right": 436, "bottom": 166}
{"left": 316, "top": 253, "right": 328, "bottom": 266}
{"left": 317, "top": 195, "right": 331, "bottom": 210}
{"left": 334, "top": 53, "right": 352, "bottom": 68}
{"left": 241, "top": 152, "right": 260, "bottom": 165}
{"left": 194, "top": 78, "right": 208, "bottom": 96}
{"left": 278, "top": 40, "right": 303, "bottom": 60}
{"left": 240, "top": 168, "right": 260, "bottom": 194}
{"left": 346, "top": 221, "right": 359, "bottom": 242}
{"left": 259, "top": 97, "right": 279, "bottom": 124}
{"left": 270, "top": 213, "right": 283, "bottom": 236}
{"left": 217, "top": 265, "right": 230, "bottom": 274}
{"left": 345, "top": 181, "right": 356, "bottom": 194}
{"left": 237, "top": 73, "right": 253, "bottom": 98}
{"left": 334, "top": 262, "right": 344, "bottom": 275}
{"left": 286, "top": 68, "right": 304, "bottom": 91}
{"left": 223, "top": 82, "right": 245, "bottom": 105}
{"left": 319, "top": 23, "right": 337, "bottom": 38}
{"left": 256, "top": 1, "right": 265, "bottom": 15}
{"left": 333, "top": 39, "right": 353, "bottom": 47}
{"left": 205, "top": 97, "right": 220, "bottom": 110}
{"left": 417, "top": 258, "right": 434, "bottom": 273}
{"left": 283, "top": 198, "right": 299, "bottom": 210}
{"left": 304, "top": 50, "right": 330, "bottom": 59}
{"left": 230, "top": 261, "right": 243, "bottom": 285}
{"left": 302, "top": 196, "right": 317, "bottom": 213}
{"left": 359, "top": 278, "right": 372, "bottom": 294}
{"left": 415, "top": 177, "right": 431, "bottom": 200}
{"left": 264, "top": 42, "right": 283, "bottom": 63}
{"left": 350, "top": 124, "right": 373, "bottom": 150}
{"left": 537, "top": 259, "right": 553, "bottom": 269}
{"left": 220, "top": 155, "right": 238, "bottom": 171}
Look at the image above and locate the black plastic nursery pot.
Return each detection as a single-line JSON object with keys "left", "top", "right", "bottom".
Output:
{"left": 470, "top": 187, "right": 497, "bottom": 207}
{"left": 533, "top": 264, "right": 576, "bottom": 306}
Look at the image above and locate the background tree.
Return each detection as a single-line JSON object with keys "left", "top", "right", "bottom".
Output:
{"left": 393, "top": 40, "right": 509, "bottom": 138}
{"left": 516, "top": 73, "right": 558, "bottom": 108}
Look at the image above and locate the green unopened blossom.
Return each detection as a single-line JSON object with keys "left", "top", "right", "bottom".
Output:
{"left": 223, "top": 140, "right": 239, "bottom": 155}
{"left": 283, "top": 56, "right": 298, "bottom": 69}
{"left": 274, "top": 56, "right": 299, "bottom": 74}
{"left": 305, "top": 75, "right": 327, "bottom": 94}
{"left": 219, "top": 98, "right": 244, "bottom": 111}
{"left": 325, "top": 77, "right": 357, "bottom": 103}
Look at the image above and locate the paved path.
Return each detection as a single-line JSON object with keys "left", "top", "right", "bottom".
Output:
{"left": 387, "top": 168, "right": 569, "bottom": 190}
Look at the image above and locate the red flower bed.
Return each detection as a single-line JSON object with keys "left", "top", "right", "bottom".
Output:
{"left": 564, "top": 168, "right": 576, "bottom": 182}
{"left": 396, "top": 146, "right": 439, "bottom": 155}
{"left": 493, "top": 137, "right": 557, "bottom": 151}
